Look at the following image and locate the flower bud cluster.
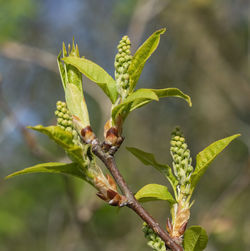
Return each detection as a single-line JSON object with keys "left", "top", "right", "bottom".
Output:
{"left": 142, "top": 223, "right": 166, "bottom": 251}
{"left": 114, "top": 35, "right": 132, "bottom": 99}
{"left": 55, "top": 101, "right": 80, "bottom": 146}
{"left": 170, "top": 127, "right": 193, "bottom": 195}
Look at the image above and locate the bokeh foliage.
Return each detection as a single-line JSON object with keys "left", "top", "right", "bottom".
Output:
{"left": 0, "top": 0, "right": 249, "bottom": 250}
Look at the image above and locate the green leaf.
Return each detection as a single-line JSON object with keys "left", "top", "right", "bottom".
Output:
{"left": 128, "top": 28, "right": 166, "bottom": 91}
{"left": 135, "top": 184, "right": 176, "bottom": 204}
{"left": 126, "top": 147, "right": 178, "bottom": 191}
{"left": 65, "top": 83, "right": 90, "bottom": 127}
{"left": 149, "top": 88, "right": 192, "bottom": 107}
{"left": 57, "top": 51, "right": 66, "bottom": 90}
{"left": 112, "top": 89, "right": 158, "bottom": 121}
{"left": 112, "top": 87, "right": 191, "bottom": 122}
{"left": 183, "top": 226, "right": 208, "bottom": 251}
{"left": 62, "top": 56, "right": 118, "bottom": 103}
{"left": 5, "top": 162, "right": 86, "bottom": 180}
{"left": 191, "top": 134, "right": 240, "bottom": 191}
{"left": 28, "top": 125, "right": 85, "bottom": 164}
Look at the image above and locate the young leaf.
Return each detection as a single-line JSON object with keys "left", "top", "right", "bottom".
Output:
{"left": 135, "top": 184, "right": 176, "bottom": 204}
{"left": 150, "top": 88, "right": 192, "bottom": 107}
{"left": 5, "top": 162, "right": 86, "bottom": 180}
{"left": 57, "top": 51, "right": 66, "bottom": 90}
{"left": 112, "top": 89, "right": 158, "bottom": 121}
{"left": 28, "top": 125, "right": 85, "bottom": 164}
{"left": 65, "top": 83, "right": 90, "bottom": 127}
{"left": 183, "top": 226, "right": 208, "bottom": 251}
{"left": 126, "top": 147, "right": 178, "bottom": 191}
{"left": 62, "top": 56, "right": 118, "bottom": 103}
{"left": 128, "top": 28, "right": 166, "bottom": 91}
{"left": 112, "top": 87, "right": 191, "bottom": 122}
{"left": 191, "top": 134, "right": 240, "bottom": 191}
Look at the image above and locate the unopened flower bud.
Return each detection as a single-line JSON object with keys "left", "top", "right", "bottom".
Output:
{"left": 170, "top": 127, "right": 193, "bottom": 189}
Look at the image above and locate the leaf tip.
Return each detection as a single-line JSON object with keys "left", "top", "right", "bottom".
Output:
{"left": 158, "top": 28, "right": 166, "bottom": 35}
{"left": 4, "top": 173, "right": 15, "bottom": 180}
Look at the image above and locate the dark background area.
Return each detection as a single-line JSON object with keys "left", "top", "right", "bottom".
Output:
{"left": 0, "top": 0, "right": 249, "bottom": 250}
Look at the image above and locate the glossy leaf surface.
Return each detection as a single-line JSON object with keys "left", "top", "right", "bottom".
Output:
{"left": 128, "top": 28, "right": 166, "bottom": 91}
{"left": 62, "top": 56, "right": 118, "bottom": 103}
{"left": 6, "top": 162, "right": 86, "bottom": 180}
{"left": 28, "top": 125, "right": 85, "bottom": 164}
{"left": 112, "top": 89, "right": 158, "bottom": 121}
{"left": 191, "top": 134, "right": 240, "bottom": 191}
{"left": 135, "top": 184, "right": 176, "bottom": 204}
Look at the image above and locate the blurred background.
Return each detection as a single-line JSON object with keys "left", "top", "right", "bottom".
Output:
{"left": 0, "top": 0, "right": 249, "bottom": 250}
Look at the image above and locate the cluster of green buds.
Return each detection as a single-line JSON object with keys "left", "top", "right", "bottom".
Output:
{"left": 114, "top": 35, "right": 132, "bottom": 100}
{"left": 142, "top": 223, "right": 166, "bottom": 251}
{"left": 55, "top": 101, "right": 81, "bottom": 146}
{"left": 170, "top": 127, "right": 193, "bottom": 197}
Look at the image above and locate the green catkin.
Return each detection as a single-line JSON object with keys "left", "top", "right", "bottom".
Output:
{"left": 114, "top": 35, "right": 132, "bottom": 100}
{"left": 170, "top": 127, "right": 193, "bottom": 196}
{"left": 142, "top": 223, "right": 167, "bottom": 251}
{"left": 55, "top": 101, "right": 81, "bottom": 146}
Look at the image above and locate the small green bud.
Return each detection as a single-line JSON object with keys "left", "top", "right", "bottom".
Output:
{"left": 125, "top": 49, "right": 130, "bottom": 55}
{"left": 179, "top": 137, "right": 185, "bottom": 142}
{"left": 62, "top": 120, "right": 68, "bottom": 126}
{"left": 57, "top": 105, "right": 62, "bottom": 111}
{"left": 58, "top": 112, "right": 64, "bottom": 118}
{"left": 61, "top": 108, "right": 67, "bottom": 113}
{"left": 170, "top": 140, "right": 176, "bottom": 147}
{"left": 55, "top": 110, "right": 59, "bottom": 116}
{"left": 184, "top": 150, "right": 190, "bottom": 158}
{"left": 181, "top": 159, "right": 187, "bottom": 167}
{"left": 65, "top": 127, "right": 72, "bottom": 133}
{"left": 177, "top": 148, "right": 184, "bottom": 156}
{"left": 123, "top": 62, "right": 129, "bottom": 69}
{"left": 61, "top": 102, "right": 67, "bottom": 108}
{"left": 187, "top": 165, "right": 193, "bottom": 173}
{"left": 67, "top": 120, "right": 72, "bottom": 126}
{"left": 57, "top": 118, "right": 63, "bottom": 124}
{"left": 63, "top": 114, "right": 70, "bottom": 120}
{"left": 56, "top": 101, "right": 62, "bottom": 106}
{"left": 119, "top": 57, "right": 126, "bottom": 64}
{"left": 174, "top": 135, "right": 180, "bottom": 141}
{"left": 182, "top": 143, "right": 187, "bottom": 150}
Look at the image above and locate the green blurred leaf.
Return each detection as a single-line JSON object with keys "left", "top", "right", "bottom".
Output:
{"left": 5, "top": 162, "right": 86, "bottom": 180}
{"left": 28, "top": 125, "right": 85, "bottom": 164}
{"left": 135, "top": 184, "right": 176, "bottom": 204}
{"left": 112, "top": 89, "right": 158, "bottom": 121}
{"left": 128, "top": 28, "right": 166, "bottom": 91}
{"left": 126, "top": 147, "right": 178, "bottom": 191}
{"left": 62, "top": 56, "right": 118, "bottom": 103}
{"left": 183, "top": 226, "right": 208, "bottom": 251}
{"left": 191, "top": 134, "right": 240, "bottom": 191}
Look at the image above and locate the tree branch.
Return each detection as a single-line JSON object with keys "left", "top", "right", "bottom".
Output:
{"left": 91, "top": 141, "right": 183, "bottom": 251}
